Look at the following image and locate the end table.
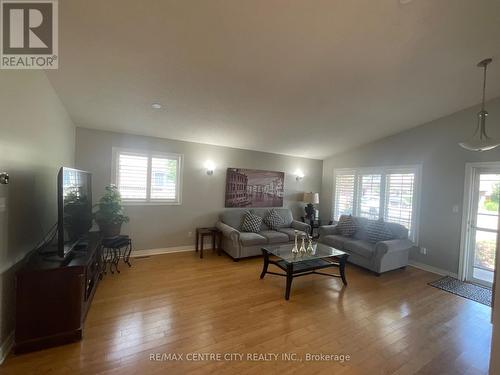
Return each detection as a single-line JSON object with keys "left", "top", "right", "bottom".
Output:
{"left": 195, "top": 227, "right": 222, "bottom": 259}
{"left": 300, "top": 217, "right": 333, "bottom": 238}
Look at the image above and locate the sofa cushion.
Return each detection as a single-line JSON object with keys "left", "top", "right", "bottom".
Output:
{"left": 344, "top": 239, "right": 375, "bottom": 259}
{"left": 277, "top": 228, "right": 306, "bottom": 241}
{"left": 263, "top": 209, "right": 284, "bottom": 230}
{"left": 259, "top": 230, "right": 289, "bottom": 244}
{"left": 337, "top": 215, "right": 358, "bottom": 237}
{"left": 250, "top": 209, "right": 269, "bottom": 230}
{"left": 240, "top": 211, "right": 263, "bottom": 233}
{"left": 275, "top": 209, "right": 293, "bottom": 227}
{"left": 366, "top": 220, "right": 394, "bottom": 243}
{"left": 321, "top": 235, "right": 350, "bottom": 249}
{"left": 239, "top": 232, "right": 268, "bottom": 246}
{"left": 385, "top": 222, "right": 408, "bottom": 239}
{"left": 221, "top": 210, "right": 246, "bottom": 229}
{"left": 353, "top": 217, "right": 370, "bottom": 240}
{"left": 350, "top": 217, "right": 409, "bottom": 241}
{"left": 253, "top": 208, "right": 292, "bottom": 226}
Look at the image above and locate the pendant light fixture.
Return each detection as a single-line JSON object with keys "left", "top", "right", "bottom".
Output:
{"left": 459, "top": 58, "right": 500, "bottom": 152}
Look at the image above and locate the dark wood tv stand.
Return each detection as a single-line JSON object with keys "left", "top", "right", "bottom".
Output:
{"left": 14, "top": 232, "right": 101, "bottom": 354}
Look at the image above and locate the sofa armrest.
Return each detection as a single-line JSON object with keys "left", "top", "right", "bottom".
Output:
{"left": 291, "top": 220, "right": 310, "bottom": 233}
{"left": 318, "top": 224, "right": 338, "bottom": 237}
{"left": 375, "top": 239, "right": 414, "bottom": 257}
{"left": 216, "top": 221, "right": 240, "bottom": 243}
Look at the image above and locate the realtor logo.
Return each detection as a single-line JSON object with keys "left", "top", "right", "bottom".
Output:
{"left": 1, "top": 0, "right": 58, "bottom": 69}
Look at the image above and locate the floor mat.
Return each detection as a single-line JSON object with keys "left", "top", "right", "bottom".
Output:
{"left": 428, "top": 276, "right": 492, "bottom": 307}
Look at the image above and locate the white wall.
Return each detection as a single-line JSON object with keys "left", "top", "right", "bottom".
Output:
{"left": 75, "top": 127, "right": 323, "bottom": 251}
{"left": 321, "top": 97, "right": 500, "bottom": 275}
{"left": 0, "top": 71, "right": 75, "bottom": 358}
{"left": 489, "top": 214, "right": 500, "bottom": 374}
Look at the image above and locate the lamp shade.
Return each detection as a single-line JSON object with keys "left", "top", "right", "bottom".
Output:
{"left": 458, "top": 111, "right": 500, "bottom": 151}
{"left": 459, "top": 58, "right": 500, "bottom": 152}
{"left": 303, "top": 192, "right": 319, "bottom": 204}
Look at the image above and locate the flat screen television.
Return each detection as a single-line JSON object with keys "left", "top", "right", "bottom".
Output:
{"left": 57, "top": 167, "right": 93, "bottom": 258}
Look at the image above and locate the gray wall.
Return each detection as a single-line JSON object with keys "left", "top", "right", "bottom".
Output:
{"left": 0, "top": 71, "right": 75, "bottom": 353}
{"left": 321, "top": 97, "right": 500, "bottom": 275}
{"left": 75, "top": 128, "right": 323, "bottom": 250}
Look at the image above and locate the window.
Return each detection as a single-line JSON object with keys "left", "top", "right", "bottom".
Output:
{"left": 333, "top": 166, "right": 420, "bottom": 241}
{"left": 384, "top": 172, "right": 415, "bottom": 233}
{"left": 113, "top": 148, "right": 182, "bottom": 204}
{"left": 117, "top": 153, "right": 148, "bottom": 200}
{"left": 334, "top": 172, "right": 355, "bottom": 219}
{"left": 358, "top": 174, "right": 381, "bottom": 220}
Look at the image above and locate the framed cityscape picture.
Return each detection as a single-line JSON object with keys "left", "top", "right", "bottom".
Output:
{"left": 225, "top": 168, "right": 284, "bottom": 208}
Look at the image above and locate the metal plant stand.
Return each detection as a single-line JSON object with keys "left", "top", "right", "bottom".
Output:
{"left": 100, "top": 235, "right": 132, "bottom": 277}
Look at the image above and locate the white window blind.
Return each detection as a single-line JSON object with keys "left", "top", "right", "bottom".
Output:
{"left": 114, "top": 149, "right": 182, "bottom": 204}
{"left": 384, "top": 173, "right": 415, "bottom": 234}
{"left": 359, "top": 174, "right": 381, "bottom": 220}
{"left": 332, "top": 166, "right": 420, "bottom": 241}
{"left": 151, "top": 157, "right": 178, "bottom": 200}
{"left": 117, "top": 153, "right": 148, "bottom": 200}
{"left": 334, "top": 173, "right": 355, "bottom": 219}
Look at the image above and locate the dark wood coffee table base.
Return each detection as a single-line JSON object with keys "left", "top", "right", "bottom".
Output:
{"left": 260, "top": 249, "right": 349, "bottom": 300}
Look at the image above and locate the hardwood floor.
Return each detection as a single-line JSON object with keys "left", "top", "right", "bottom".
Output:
{"left": 1, "top": 251, "right": 493, "bottom": 374}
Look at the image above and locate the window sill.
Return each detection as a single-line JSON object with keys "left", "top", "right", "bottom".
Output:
{"left": 122, "top": 201, "right": 182, "bottom": 206}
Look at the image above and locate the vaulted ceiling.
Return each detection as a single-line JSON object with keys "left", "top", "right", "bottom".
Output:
{"left": 47, "top": 0, "right": 500, "bottom": 159}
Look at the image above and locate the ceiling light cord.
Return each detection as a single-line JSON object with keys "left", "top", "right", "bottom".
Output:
{"left": 478, "top": 60, "right": 490, "bottom": 140}
{"left": 481, "top": 61, "right": 487, "bottom": 112}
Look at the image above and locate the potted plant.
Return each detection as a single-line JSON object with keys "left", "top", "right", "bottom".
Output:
{"left": 94, "top": 185, "right": 129, "bottom": 238}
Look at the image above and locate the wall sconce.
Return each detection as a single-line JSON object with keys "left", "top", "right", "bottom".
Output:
{"left": 0, "top": 172, "right": 8, "bottom": 185}
{"left": 204, "top": 160, "right": 216, "bottom": 175}
{"left": 295, "top": 169, "right": 304, "bottom": 181}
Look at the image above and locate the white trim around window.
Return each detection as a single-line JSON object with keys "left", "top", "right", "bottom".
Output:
{"left": 111, "top": 147, "right": 183, "bottom": 205}
{"left": 333, "top": 164, "right": 422, "bottom": 243}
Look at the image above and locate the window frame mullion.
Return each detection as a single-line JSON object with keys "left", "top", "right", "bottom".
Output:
{"left": 353, "top": 172, "right": 360, "bottom": 216}
{"left": 146, "top": 154, "right": 152, "bottom": 202}
{"left": 380, "top": 173, "right": 387, "bottom": 221}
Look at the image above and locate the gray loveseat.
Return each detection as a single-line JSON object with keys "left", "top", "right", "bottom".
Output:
{"left": 318, "top": 216, "right": 414, "bottom": 275}
{"left": 216, "top": 208, "right": 311, "bottom": 260}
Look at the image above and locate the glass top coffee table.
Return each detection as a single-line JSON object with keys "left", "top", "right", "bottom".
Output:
{"left": 260, "top": 243, "right": 349, "bottom": 300}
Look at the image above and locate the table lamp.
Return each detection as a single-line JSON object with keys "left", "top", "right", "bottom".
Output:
{"left": 302, "top": 192, "right": 319, "bottom": 219}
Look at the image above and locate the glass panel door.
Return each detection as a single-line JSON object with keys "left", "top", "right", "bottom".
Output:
{"left": 466, "top": 171, "right": 500, "bottom": 287}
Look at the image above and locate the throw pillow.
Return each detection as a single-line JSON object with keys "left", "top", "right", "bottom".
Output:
{"left": 337, "top": 215, "right": 357, "bottom": 237}
{"left": 263, "top": 209, "right": 284, "bottom": 230}
{"left": 366, "top": 220, "right": 394, "bottom": 243}
{"left": 240, "top": 211, "right": 263, "bottom": 233}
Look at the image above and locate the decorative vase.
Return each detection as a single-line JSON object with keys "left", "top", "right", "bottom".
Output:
{"left": 299, "top": 235, "right": 306, "bottom": 254}
{"left": 306, "top": 235, "right": 314, "bottom": 254}
{"left": 291, "top": 230, "right": 299, "bottom": 254}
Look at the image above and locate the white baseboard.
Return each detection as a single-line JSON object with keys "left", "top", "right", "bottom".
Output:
{"left": 0, "top": 331, "right": 14, "bottom": 364}
{"left": 409, "top": 260, "right": 458, "bottom": 278}
{"left": 130, "top": 245, "right": 195, "bottom": 257}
